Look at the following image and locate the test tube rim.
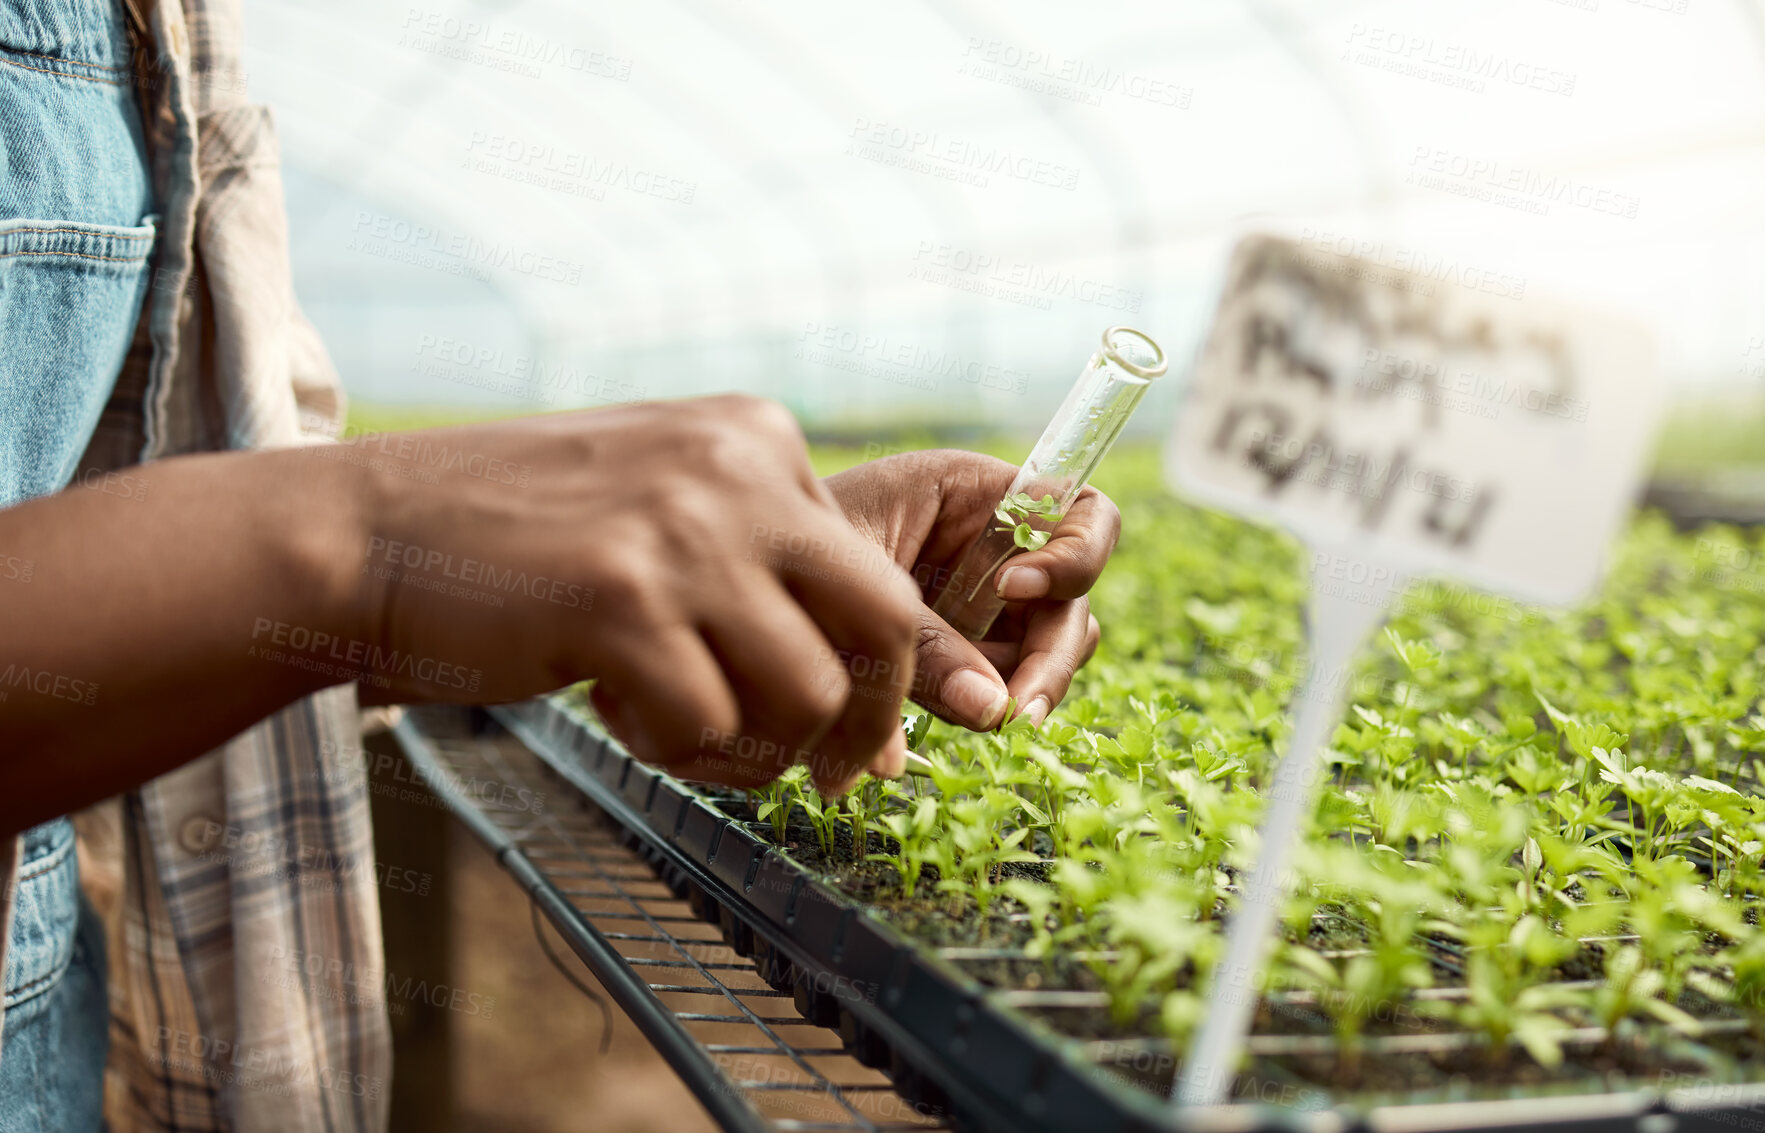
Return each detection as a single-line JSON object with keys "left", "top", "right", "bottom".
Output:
{"left": 1101, "top": 325, "right": 1167, "bottom": 380}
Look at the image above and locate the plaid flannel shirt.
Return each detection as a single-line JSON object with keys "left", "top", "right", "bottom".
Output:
{"left": 0, "top": 0, "right": 392, "bottom": 1127}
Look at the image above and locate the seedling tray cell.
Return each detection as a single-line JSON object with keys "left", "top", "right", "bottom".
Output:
{"left": 388, "top": 708, "right": 956, "bottom": 1133}
{"left": 485, "top": 695, "right": 1765, "bottom": 1133}
{"left": 491, "top": 697, "right": 1178, "bottom": 1133}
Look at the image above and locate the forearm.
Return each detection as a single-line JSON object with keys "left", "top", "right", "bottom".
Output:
{"left": 0, "top": 447, "right": 371, "bottom": 836}
{"left": 0, "top": 398, "right": 972, "bottom": 830}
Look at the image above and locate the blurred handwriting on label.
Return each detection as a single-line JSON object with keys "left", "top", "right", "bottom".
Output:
{"left": 1167, "top": 233, "right": 1663, "bottom": 605}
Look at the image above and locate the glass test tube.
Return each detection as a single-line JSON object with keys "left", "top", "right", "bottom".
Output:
{"left": 930, "top": 325, "right": 1167, "bottom": 640}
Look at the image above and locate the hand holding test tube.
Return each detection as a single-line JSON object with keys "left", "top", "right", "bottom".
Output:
{"left": 930, "top": 326, "right": 1167, "bottom": 640}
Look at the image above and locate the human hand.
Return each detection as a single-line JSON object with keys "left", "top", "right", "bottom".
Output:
{"left": 352, "top": 396, "right": 921, "bottom": 792}
{"left": 824, "top": 449, "right": 1116, "bottom": 734}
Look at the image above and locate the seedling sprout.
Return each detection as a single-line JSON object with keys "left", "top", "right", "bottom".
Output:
{"left": 931, "top": 326, "right": 1166, "bottom": 639}
{"left": 695, "top": 452, "right": 1765, "bottom": 1108}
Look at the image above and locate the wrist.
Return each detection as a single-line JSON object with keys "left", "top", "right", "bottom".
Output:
{"left": 262, "top": 443, "right": 386, "bottom": 656}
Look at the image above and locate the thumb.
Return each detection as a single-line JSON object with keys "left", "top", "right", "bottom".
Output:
{"left": 910, "top": 608, "right": 1012, "bottom": 731}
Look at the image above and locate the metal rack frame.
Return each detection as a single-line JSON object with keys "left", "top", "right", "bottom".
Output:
{"left": 458, "top": 696, "right": 1765, "bottom": 1133}
{"left": 391, "top": 710, "right": 950, "bottom": 1133}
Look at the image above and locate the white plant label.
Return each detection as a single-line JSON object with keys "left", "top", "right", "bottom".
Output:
{"left": 1165, "top": 232, "right": 1664, "bottom": 1107}
{"left": 1168, "top": 232, "right": 1662, "bottom": 604}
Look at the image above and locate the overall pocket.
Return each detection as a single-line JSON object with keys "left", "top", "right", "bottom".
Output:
{"left": 1, "top": 818, "right": 77, "bottom": 1018}
{"left": 0, "top": 216, "right": 156, "bottom": 504}
{"left": 0, "top": 818, "right": 108, "bottom": 1133}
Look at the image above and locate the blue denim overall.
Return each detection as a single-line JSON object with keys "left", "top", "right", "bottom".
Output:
{"left": 0, "top": 0, "right": 157, "bottom": 1124}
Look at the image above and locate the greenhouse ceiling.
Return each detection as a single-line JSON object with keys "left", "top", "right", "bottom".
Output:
{"left": 244, "top": 0, "right": 1765, "bottom": 427}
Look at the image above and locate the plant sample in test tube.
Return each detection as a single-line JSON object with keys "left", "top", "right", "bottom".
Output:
{"left": 931, "top": 325, "right": 1166, "bottom": 639}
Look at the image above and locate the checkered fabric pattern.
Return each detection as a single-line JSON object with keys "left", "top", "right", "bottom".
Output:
{"left": 0, "top": 0, "right": 392, "bottom": 1127}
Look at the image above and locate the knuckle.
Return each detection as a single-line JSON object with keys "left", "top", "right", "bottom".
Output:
{"left": 675, "top": 417, "right": 755, "bottom": 482}
{"left": 722, "top": 394, "right": 803, "bottom": 440}
{"left": 1082, "top": 483, "right": 1119, "bottom": 515}
{"left": 655, "top": 485, "right": 722, "bottom": 538}
{"left": 748, "top": 397, "right": 806, "bottom": 440}
{"left": 695, "top": 425, "right": 808, "bottom": 496}
{"left": 593, "top": 558, "right": 642, "bottom": 609}
{"left": 1073, "top": 482, "right": 1107, "bottom": 506}
{"left": 696, "top": 392, "right": 756, "bottom": 416}
{"left": 594, "top": 555, "right": 659, "bottom": 623}
{"left": 546, "top": 423, "right": 598, "bottom": 466}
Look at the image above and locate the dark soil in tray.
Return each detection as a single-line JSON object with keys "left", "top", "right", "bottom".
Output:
{"left": 704, "top": 788, "right": 1765, "bottom": 1107}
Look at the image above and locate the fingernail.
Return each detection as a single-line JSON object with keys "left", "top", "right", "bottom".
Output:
{"left": 944, "top": 669, "right": 1009, "bottom": 730}
{"left": 996, "top": 566, "right": 1050, "bottom": 600}
{"left": 1023, "top": 696, "right": 1051, "bottom": 729}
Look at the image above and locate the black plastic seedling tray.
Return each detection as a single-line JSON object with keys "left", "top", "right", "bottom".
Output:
{"left": 491, "top": 695, "right": 1765, "bottom": 1133}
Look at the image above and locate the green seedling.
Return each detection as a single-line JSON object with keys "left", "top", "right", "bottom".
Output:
{"left": 673, "top": 446, "right": 1765, "bottom": 1094}
{"left": 994, "top": 492, "right": 1063, "bottom": 552}
{"left": 866, "top": 796, "right": 941, "bottom": 899}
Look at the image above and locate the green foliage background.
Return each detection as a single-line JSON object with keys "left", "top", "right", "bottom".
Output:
{"left": 757, "top": 442, "right": 1765, "bottom": 1102}
{"left": 356, "top": 398, "right": 1765, "bottom": 1100}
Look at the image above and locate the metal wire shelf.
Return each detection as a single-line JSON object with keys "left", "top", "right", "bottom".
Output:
{"left": 883, "top": 890, "right": 1765, "bottom": 1105}
{"left": 472, "top": 694, "right": 1765, "bottom": 1133}
{"left": 391, "top": 709, "right": 952, "bottom": 1133}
